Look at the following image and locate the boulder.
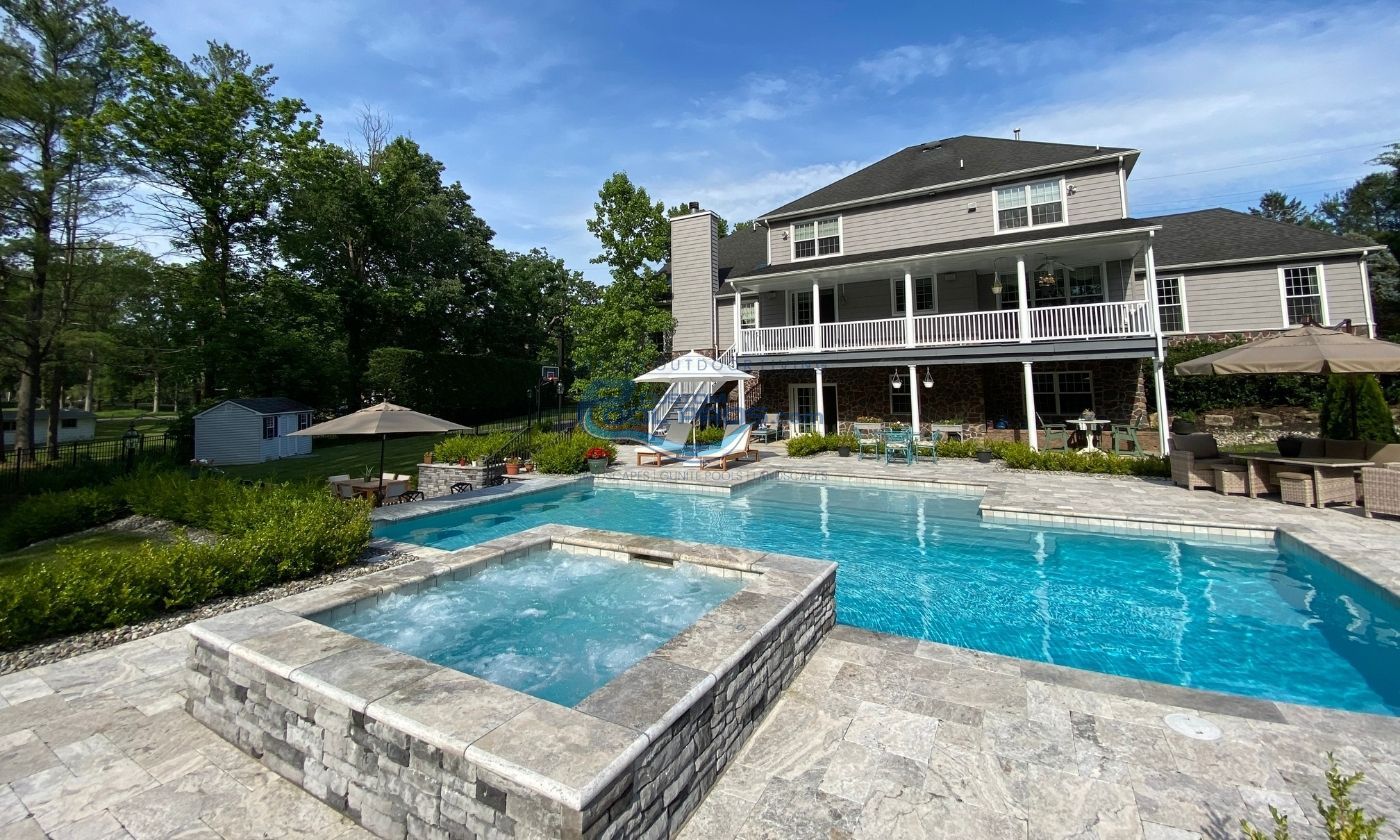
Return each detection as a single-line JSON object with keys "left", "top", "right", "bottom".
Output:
{"left": 1297, "top": 410, "right": 1319, "bottom": 422}
{"left": 1202, "top": 414, "right": 1234, "bottom": 427}
{"left": 1253, "top": 412, "right": 1282, "bottom": 428}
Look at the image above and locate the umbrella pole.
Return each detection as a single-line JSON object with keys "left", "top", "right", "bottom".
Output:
{"left": 378, "top": 435, "right": 386, "bottom": 494}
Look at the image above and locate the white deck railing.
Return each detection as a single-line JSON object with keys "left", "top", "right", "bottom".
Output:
{"left": 1028, "top": 300, "right": 1151, "bottom": 341}
{"left": 738, "top": 300, "right": 1153, "bottom": 355}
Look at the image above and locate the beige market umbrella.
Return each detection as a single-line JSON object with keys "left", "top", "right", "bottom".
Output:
{"left": 1173, "top": 325, "right": 1400, "bottom": 376}
{"left": 289, "top": 401, "right": 466, "bottom": 492}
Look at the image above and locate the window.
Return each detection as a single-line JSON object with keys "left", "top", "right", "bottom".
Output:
{"left": 60, "top": 418, "right": 77, "bottom": 429}
{"left": 995, "top": 179, "right": 1065, "bottom": 231}
{"left": 792, "top": 217, "right": 840, "bottom": 260}
{"left": 262, "top": 416, "right": 278, "bottom": 439}
{"left": 297, "top": 412, "right": 312, "bottom": 431}
{"left": 889, "top": 375, "right": 912, "bottom": 417}
{"left": 1281, "top": 265, "right": 1324, "bottom": 325}
{"left": 789, "top": 290, "right": 813, "bottom": 325}
{"left": 739, "top": 300, "right": 758, "bottom": 329}
{"left": 995, "top": 274, "right": 1019, "bottom": 310}
{"left": 1156, "top": 276, "right": 1186, "bottom": 333}
{"left": 1, "top": 420, "right": 13, "bottom": 432}
{"left": 892, "top": 277, "right": 936, "bottom": 315}
{"left": 1068, "top": 265, "right": 1104, "bottom": 304}
{"left": 1034, "top": 268, "right": 1067, "bottom": 306}
{"left": 1033, "top": 371, "right": 1094, "bottom": 418}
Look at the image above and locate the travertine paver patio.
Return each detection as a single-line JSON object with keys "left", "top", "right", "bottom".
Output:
{"left": 2, "top": 455, "right": 1398, "bottom": 839}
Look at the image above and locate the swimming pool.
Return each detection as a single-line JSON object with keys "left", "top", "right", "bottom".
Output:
{"left": 378, "top": 480, "right": 1400, "bottom": 715}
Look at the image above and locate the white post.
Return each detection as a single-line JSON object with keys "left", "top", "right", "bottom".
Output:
{"left": 908, "top": 364, "right": 922, "bottom": 441}
{"left": 1016, "top": 255, "right": 1031, "bottom": 343}
{"left": 732, "top": 289, "right": 743, "bottom": 354}
{"left": 811, "top": 280, "right": 822, "bottom": 351}
{"left": 814, "top": 366, "right": 826, "bottom": 435}
{"left": 1022, "top": 361, "right": 1038, "bottom": 451}
{"left": 1152, "top": 357, "right": 1169, "bottom": 455}
{"left": 903, "top": 269, "right": 915, "bottom": 347}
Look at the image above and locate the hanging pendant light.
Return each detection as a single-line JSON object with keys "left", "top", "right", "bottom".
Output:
{"left": 891, "top": 368, "right": 903, "bottom": 389}
{"left": 922, "top": 368, "right": 934, "bottom": 389}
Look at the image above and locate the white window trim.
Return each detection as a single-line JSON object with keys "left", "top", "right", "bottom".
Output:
{"left": 790, "top": 215, "right": 843, "bottom": 262}
{"left": 1154, "top": 274, "right": 1189, "bottom": 334}
{"left": 1277, "top": 262, "right": 1328, "bottom": 328}
{"left": 889, "top": 276, "right": 938, "bottom": 316}
{"left": 992, "top": 176, "right": 1069, "bottom": 235}
{"left": 739, "top": 298, "right": 760, "bottom": 329}
{"left": 889, "top": 374, "right": 913, "bottom": 418}
{"left": 1032, "top": 370, "right": 1095, "bottom": 417}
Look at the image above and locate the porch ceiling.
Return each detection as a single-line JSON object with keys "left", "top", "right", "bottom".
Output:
{"left": 737, "top": 336, "right": 1159, "bottom": 370}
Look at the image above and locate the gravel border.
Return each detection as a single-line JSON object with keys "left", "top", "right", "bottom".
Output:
{"left": 0, "top": 544, "right": 416, "bottom": 675}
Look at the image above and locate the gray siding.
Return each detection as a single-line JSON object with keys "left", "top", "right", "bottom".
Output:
{"left": 670, "top": 213, "right": 718, "bottom": 353}
{"left": 1160, "top": 256, "right": 1371, "bottom": 336}
{"left": 838, "top": 279, "right": 892, "bottom": 320}
{"left": 194, "top": 403, "right": 266, "bottom": 465}
{"left": 936, "top": 271, "right": 979, "bottom": 314}
{"left": 767, "top": 163, "right": 1124, "bottom": 266}
{"left": 716, "top": 297, "right": 735, "bottom": 349}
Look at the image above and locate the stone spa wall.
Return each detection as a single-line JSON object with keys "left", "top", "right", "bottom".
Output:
{"left": 185, "top": 525, "right": 836, "bottom": 839}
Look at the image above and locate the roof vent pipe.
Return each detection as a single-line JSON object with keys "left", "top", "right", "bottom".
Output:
{"left": 959, "top": 159, "right": 964, "bottom": 169}
{"left": 1013, "top": 128, "right": 1021, "bottom": 140}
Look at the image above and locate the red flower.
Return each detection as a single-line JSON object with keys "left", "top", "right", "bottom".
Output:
{"left": 585, "top": 447, "right": 610, "bottom": 460}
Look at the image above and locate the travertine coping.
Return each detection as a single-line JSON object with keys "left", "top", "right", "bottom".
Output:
{"left": 186, "top": 525, "right": 836, "bottom": 837}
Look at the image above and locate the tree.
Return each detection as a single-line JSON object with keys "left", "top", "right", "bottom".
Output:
{"left": 586, "top": 172, "right": 669, "bottom": 283}
{"left": 0, "top": 0, "right": 144, "bottom": 454}
{"left": 1319, "top": 374, "right": 1397, "bottom": 442}
{"left": 108, "top": 37, "right": 319, "bottom": 398}
{"left": 666, "top": 202, "right": 731, "bottom": 237}
{"left": 1250, "top": 191, "right": 1321, "bottom": 228}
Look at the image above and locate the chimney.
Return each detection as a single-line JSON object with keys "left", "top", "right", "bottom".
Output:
{"left": 1013, "top": 128, "right": 1021, "bottom": 141}
{"left": 668, "top": 208, "right": 720, "bottom": 354}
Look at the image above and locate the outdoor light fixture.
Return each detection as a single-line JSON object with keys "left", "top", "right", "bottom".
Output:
{"left": 922, "top": 369, "right": 934, "bottom": 389}
{"left": 891, "top": 369, "right": 903, "bottom": 389}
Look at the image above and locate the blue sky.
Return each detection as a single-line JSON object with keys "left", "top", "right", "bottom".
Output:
{"left": 122, "top": 0, "right": 1400, "bottom": 283}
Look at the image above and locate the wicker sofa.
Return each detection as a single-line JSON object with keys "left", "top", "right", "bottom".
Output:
{"left": 1169, "top": 433, "right": 1232, "bottom": 491}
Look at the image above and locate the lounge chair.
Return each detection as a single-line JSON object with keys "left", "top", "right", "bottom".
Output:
{"left": 724, "top": 422, "right": 760, "bottom": 462}
{"left": 636, "top": 421, "right": 693, "bottom": 466}
{"left": 698, "top": 427, "right": 753, "bottom": 472}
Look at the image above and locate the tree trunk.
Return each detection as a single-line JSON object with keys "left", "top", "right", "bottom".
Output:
{"left": 83, "top": 353, "right": 94, "bottom": 412}
{"left": 45, "top": 363, "right": 64, "bottom": 460}
{"left": 151, "top": 369, "right": 160, "bottom": 413}
{"left": 14, "top": 367, "right": 39, "bottom": 461}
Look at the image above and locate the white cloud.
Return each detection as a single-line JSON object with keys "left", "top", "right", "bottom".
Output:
{"left": 855, "top": 44, "right": 957, "bottom": 91}
{"left": 663, "top": 162, "right": 863, "bottom": 225}
{"left": 659, "top": 72, "right": 826, "bottom": 129}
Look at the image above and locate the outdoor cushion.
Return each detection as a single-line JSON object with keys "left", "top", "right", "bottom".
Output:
{"left": 1296, "top": 438, "right": 1325, "bottom": 458}
{"left": 1170, "top": 433, "right": 1220, "bottom": 459}
{"left": 1365, "top": 442, "right": 1400, "bottom": 464}
{"left": 1324, "top": 439, "right": 1367, "bottom": 460}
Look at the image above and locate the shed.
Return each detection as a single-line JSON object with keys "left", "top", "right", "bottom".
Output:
{"left": 194, "top": 398, "right": 314, "bottom": 465}
{"left": 2, "top": 408, "right": 97, "bottom": 447}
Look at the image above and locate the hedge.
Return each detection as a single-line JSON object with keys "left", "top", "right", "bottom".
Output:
{"left": 782, "top": 434, "right": 1170, "bottom": 477}
{"left": 0, "top": 487, "right": 130, "bottom": 553}
{"left": 433, "top": 432, "right": 515, "bottom": 464}
{"left": 1161, "top": 339, "right": 1328, "bottom": 413}
{"left": 0, "top": 472, "right": 371, "bottom": 649}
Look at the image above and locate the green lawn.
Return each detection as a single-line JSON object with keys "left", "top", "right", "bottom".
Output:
{"left": 0, "top": 530, "right": 154, "bottom": 580}
{"left": 93, "top": 414, "right": 174, "bottom": 441}
{"left": 219, "top": 434, "right": 450, "bottom": 484}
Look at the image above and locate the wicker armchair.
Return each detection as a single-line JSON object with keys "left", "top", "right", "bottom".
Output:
{"left": 1362, "top": 465, "right": 1400, "bottom": 519}
{"left": 1169, "top": 433, "right": 1230, "bottom": 491}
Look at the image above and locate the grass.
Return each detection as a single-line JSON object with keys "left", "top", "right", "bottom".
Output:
{"left": 1221, "top": 441, "right": 1280, "bottom": 454}
{"left": 0, "top": 530, "right": 155, "bottom": 580}
{"left": 93, "top": 415, "right": 174, "bottom": 441}
{"left": 219, "top": 434, "right": 449, "bottom": 483}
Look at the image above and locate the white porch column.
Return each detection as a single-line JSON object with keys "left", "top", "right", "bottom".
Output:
{"left": 811, "top": 280, "right": 822, "bottom": 350}
{"left": 1152, "top": 357, "right": 1169, "bottom": 455}
{"left": 1016, "top": 255, "right": 1031, "bottom": 343}
{"left": 1022, "top": 361, "right": 1039, "bottom": 451}
{"left": 908, "top": 364, "right": 922, "bottom": 440}
{"left": 903, "top": 269, "right": 915, "bottom": 348}
{"left": 1144, "top": 235, "right": 1170, "bottom": 453}
{"left": 814, "top": 366, "right": 826, "bottom": 435}
{"left": 732, "top": 289, "right": 743, "bottom": 354}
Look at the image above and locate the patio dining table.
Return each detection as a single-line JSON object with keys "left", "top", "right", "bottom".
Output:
{"left": 1068, "top": 418, "right": 1112, "bottom": 452}
{"left": 1229, "top": 454, "right": 1373, "bottom": 507}
{"left": 333, "top": 478, "right": 390, "bottom": 503}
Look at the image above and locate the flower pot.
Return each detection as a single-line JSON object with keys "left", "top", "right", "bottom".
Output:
{"left": 837, "top": 446, "right": 851, "bottom": 457}
{"left": 976, "top": 450, "right": 994, "bottom": 464}
{"left": 457, "top": 457, "right": 467, "bottom": 466}
{"left": 505, "top": 462, "right": 520, "bottom": 475}
{"left": 1170, "top": 419, "right": 1197, "bottom": 435}
{"left": 423, "top": 451, "right": 434, "bottom": 464}
{"left": 587, "top": 457, "right": 609, "bottom": 474}
{"left": 1276, "top": 435, "right": 1303, "bottom": 457}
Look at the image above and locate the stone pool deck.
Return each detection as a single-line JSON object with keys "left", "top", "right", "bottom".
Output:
{"left": 2, "top": 456, "right": 1398, "bottom": 838}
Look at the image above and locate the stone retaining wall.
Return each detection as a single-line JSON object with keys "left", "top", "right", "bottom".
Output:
{"left": 416, "top": 462, "right": 502, "bottom": 498}
{"left": 185, "top": 527, "right": 836, "bottom": 840}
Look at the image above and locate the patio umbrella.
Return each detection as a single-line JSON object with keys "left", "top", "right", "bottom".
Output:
{"left": 288, "top": 401, "right": 466, "bottom": 493}
{"left": 634, "top": 351, "right": 754, "bottom": 452}
{"left": 1173, "top": 325, "right": 1400, "bottom": 436}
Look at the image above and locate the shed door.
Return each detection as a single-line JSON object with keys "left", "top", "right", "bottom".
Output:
{"left": 279, "top": 414, "right": 298, "bottom": 457}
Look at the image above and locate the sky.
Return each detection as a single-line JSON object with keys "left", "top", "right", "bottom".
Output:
{"left": 120, "top": 0, "right": 1400, "bottom": 283}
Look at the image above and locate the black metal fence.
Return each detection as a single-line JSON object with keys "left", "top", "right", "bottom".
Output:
{"left": 0, "top": 433, "right": 182, "bottom": 489}
{"left": 484, "top": 425, "right": 536, "bottom": 468}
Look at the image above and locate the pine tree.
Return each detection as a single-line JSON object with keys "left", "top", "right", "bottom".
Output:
{"left": 1319, "top": 374, "right": 1397, "bottom": 442}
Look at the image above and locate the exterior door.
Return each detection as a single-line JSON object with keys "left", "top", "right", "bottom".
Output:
{"left": 278, "top": 414, "right": 297, "bottom": 457}
{"left": 788, "top": 383, "right": 839, "bottom": 435}
{"left": 821, "top": 384, "right": 839, "bottom": 434}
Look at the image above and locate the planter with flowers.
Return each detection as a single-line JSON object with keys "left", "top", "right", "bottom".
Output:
{"left": 504, "top": 457, "right": 521, "bottom": 476}
{"left": 586, "top": 447, "right": 611, "bottom": 474}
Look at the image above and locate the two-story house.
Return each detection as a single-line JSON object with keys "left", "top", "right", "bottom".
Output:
{"left": 666, "top": 135, "right": 1380, "bottom": 452}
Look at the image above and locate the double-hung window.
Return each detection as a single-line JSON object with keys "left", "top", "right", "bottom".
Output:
{"left": 792, "top": 217, "right": 840, "bottom": 259}
{"left": 892, "top": 277, "right": 937, "bottom": 315}
{"left": 889, "top": 375, "right": 912, "bottom": 418}
{"left": 994, "top": 274, "right": 1019, "bottom": 310}
{"left": 1069, "top": 265, "right": 1104, "bottom": 304}
{"left": 1156, "top": 276, "right": 1187, "bottom": 333}
{"left": 1033, "top": 371, "right": 1094, "bottom": 417}
{"left": 297, "top": 412, "right": 312, "bottom": 431}
{"left": 739, "top": 300, "right": 758, "bottom": 329}
{"left": 262, "top": 416, "right": 278, "bottom": 439}
{"left": 995, "top": 179, "right": 1065, "bottom": 231}
{"left": 1280, "top": 265, "right": 1324, "bottom": 325}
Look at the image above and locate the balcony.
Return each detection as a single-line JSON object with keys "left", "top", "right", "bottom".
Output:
{"left": 737, "top": 300, "right": 1153, "bottom": 356}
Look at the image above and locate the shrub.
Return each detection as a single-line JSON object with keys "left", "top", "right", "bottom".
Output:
{"left": 1319, "top": 374, "right": 1397, "bottom": 442}
{"left": 433, "top": 432, "right": 514, "bottom": 464}
{"left": 692, "top": 426, "right": 725, "bottom": 445}
{"left": 1241, "top": 754, "right": 1384, "bottom": 840}
{"left": 0, "top": 486, "right": 129, "bottom": 552}
{"left": 998, "top": 444, "right": 1170, "bottom": 477}
{"left": 784, "top": 433, "right": 856, "bottom": 457}
{"left": 531, "top": 430, "right": 618, "bottom": 474}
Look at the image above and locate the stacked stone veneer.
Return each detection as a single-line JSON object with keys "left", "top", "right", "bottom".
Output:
{"left": 416, "top": 462, "right": 503, "bottom": 498}
{"left": 185, "top": 526, "right": 836, "bottom": 840}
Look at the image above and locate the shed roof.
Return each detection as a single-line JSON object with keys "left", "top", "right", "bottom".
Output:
{"left": 209, "top": 397, "right": 312, "bottom": 416}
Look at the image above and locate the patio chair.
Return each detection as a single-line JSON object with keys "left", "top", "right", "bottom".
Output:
{"left": 333, "top": 482, "right": 357, "bottom": 500}
{"left": 380, "top": 479, "right": 409, "bottom": 503}
{"left": 915, "top": 430, "right": 943, "bottom": 464}
{"left": 1362, "top": 466, "right": 1400, "bottom": 519}
{"left": 1038, "top": 414, "right": 1070, "bottom": 451}
{"left": 1110, "top": 418, "right": 1143, "bottom": 455}
{"left": 884, "top": 428, "right": 913, "bottom": 465}
{"left": 853, "top": 422, "right": 883, "bottom": 460}
{"left": 754, "top": 413, "right": 782, "bottom": 442}
{"left": 1169, "top": 433, "right": 1230, "bottom": 491}
{"left": 449, "top": 481, "right": 474, "bottom": 494}
{"left": 328, "top": 473, "right": 350, "bottom": 484}
{"left": 698, "top": 426, "right": 753, "bottom": 472}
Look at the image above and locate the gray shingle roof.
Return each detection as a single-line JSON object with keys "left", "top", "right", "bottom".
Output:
{"left": 717, "top": 226, "right": 768, "bottom": 285}
{"left": 228, "top": 397, "right": 312, "bottom": 415}
{"left": 764, "top": 136, "right": 1135, "bottom": 218}
{"left": 1145, "top": 208, "right": 1369, "bottom": 267}
{"left": 725, "top": 217, "right": 1155, "bottom": 281}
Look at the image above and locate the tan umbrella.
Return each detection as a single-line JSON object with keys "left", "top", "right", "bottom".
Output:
{"left": 1174, "top": 325, "right": 1400, "bottom": 376}
{"left": 289, "top": 401, "right": 466, "bottom": 493}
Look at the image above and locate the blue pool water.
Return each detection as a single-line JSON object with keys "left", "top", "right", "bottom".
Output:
{"left": 377, "top": 481, "right": 1400, "bottom": 715}
{"left": 320, "top": 549, "right": 742, "bottom": 706}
